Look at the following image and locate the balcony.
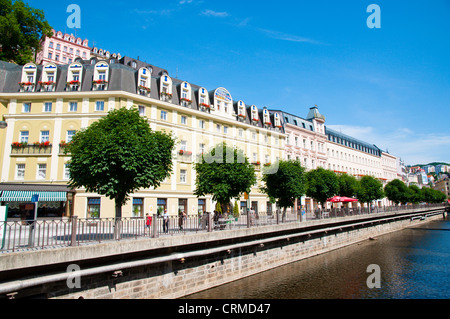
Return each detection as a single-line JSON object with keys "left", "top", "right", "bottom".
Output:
{"left": 11, "top": 143, "right": 52, "bottom": 155}
{"left": 177, "top": 150, "right": 193, "bottom": 163}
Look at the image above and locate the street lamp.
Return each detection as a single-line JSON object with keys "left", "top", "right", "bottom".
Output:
{"left": 0, "top": 121, "right": 7, "bottom": 129}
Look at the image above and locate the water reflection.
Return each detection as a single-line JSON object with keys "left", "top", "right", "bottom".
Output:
{"left": 184, "top": 218, "right": 450, "bottom": 299}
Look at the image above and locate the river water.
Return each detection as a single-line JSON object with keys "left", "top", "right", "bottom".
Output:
{"left": 185, "top": 217, "right": 450, "bottom": 299}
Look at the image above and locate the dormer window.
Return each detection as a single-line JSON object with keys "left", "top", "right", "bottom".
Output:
{"left": 160, "top": 73, "right": 173, "bottom": 102}
{"left": 93, "top": 61, "right": 109, "bottom": 91}
{"left": 274, "top": 113, "right": 282, "bottom": 129}
{"left": 251, "top": 105, "right": 259, "bottom": 123}
{"left": 137, "top": 67, "right": 152, "bottom": 96}
{"left": 263, "top": 109, "right": 271, "bottom": 127}
{"left": 213, "top": 87, "right": 233, "bottom": 115}
{"left": 19, "top": 63, "right": 37, "bottom": 92}
{"left": 198, "top": 87, "right": 210, "bottom": 111}
{"left": 39, "top": 63, "right": 57, "bottom": 92}
{"left": 180, "top": 82, "right": 192, "bottom": 107}
{"left": 66, "top": 62, "right": 83, "bottom": 91}
{"left": 237, "top": 101, "right": 246, "bottom": 121}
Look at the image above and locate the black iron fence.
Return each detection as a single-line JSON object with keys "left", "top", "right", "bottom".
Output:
{"left": 0, "top": 203, "right": 446, "bottom": 253}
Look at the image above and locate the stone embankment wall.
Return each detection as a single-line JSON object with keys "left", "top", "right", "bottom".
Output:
{"left": 0, "top": 210, "right": 446, "bottom": 299}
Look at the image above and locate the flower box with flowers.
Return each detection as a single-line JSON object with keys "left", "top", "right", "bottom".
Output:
{"left": 264, "top": 122, "right": 272, "bottom": 126}
{"left": 199, "top": 103, "right": 210, "bottom": 109}
{"left": 18, "top": 82, "right": 35, "bottom": 87}
{"left": 38, "top": 81, "right": 55, "bottom": 86}
{"left": 252, "top": 118, "right": 259, "bottom": 122}
{"left": 11, "top": 142, "right": 27, "bottom": 148}
{"left": 275, "top": 125, "right": 282, "bottom": 129}
{"left": 263, "top": 162, "right": 272, "bottom": 167}
{"left": 33, "top": 141, "right": 51, "bottom": 148}
{"left": 252, "top": 161, "right": 261, "bottom": 166}
{"left": 180, "top": 97, "right": 192, "bottom": 103}
{"left": 93, "top": 79, "right": 108, "bottom": 84}
{"left": 66, "top": 80, "right": 80, "bottom": 86}
{"left": 161, "top": 92, "right": 173, "bottom": 97}
{"left": 238, "top": 114, "right": 246, "bottom": 119}
{"left": 138, "top": 85, "right": 151, "bottom": 92}
{"left": 179, "top": 150, "right": 192, "bottom": 156}
{"left": 59, "top": 140, "right": 72, "bottom": 147}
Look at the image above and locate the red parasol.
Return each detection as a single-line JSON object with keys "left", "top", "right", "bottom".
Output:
{"left": 327, "top": 196, "right": 358, "bottom": 203}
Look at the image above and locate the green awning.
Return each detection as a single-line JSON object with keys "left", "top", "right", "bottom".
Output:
{"left": 0, "top": 191, "right": 67, "bottom": 202}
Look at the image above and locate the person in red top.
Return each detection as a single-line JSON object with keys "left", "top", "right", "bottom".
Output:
{"left": 145, "top": 213, "right": 152, "bottom": 235}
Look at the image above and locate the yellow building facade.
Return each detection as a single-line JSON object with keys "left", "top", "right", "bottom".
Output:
{"left": 0, "top": 59, "right": 285, "bottom": 219}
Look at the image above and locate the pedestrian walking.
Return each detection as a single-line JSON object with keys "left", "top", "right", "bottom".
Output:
{"left": 163, "top": 209, "right": 169, "bottom": 233}
{"left": 145, "top": 213, "right": 152, "bottom": 234}
{"left": 178, "top": 211, "right": 186, "bottom": 230}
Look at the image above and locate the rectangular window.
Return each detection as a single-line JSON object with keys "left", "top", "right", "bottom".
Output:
{"left": 37, "top": 164, "right": 46, "bottom": 180}
{"left": 180, "top": 169, "right": 187, "bottom": 183}
{"left": 64, "top": 163, "right": 70, "bottom": 180}
{"left": 157, "top": 198, "right": 167, "bottom": 216}
{"left": 138, "top": 105, "right": 145, "bottom": 116}
{"left": 98, "top": 71, "right": 106, "bottom": 81}
{"left": 20, "top": 131, "right": 29, "bottom": 143}
{"left": 44, "top": 102, "right": 52, "bottom": 112}
{"left": 216, "top": 124, "right": 221, "bottom": 132}
{"left": 72, "top": 71, "right": 80, "bottom": 82}
{"left": 67, "top": 130, "right": 76, "bottom": 142}
{"left": 199, "top": 120, "right": 205, "bottom": 129}
{"left": 23, "top": 103, "right": 31, "bottom": 113}
{"left": 181, "top": 116, "right": 187, "bottom": 125}
{"left": 69, "top": 102, "right": 78, "bottom": 112}
{"left": 160, "top": 110, "right": 167, "bottom": 120}
{"left": 239, "top": 129, "right": 243, "bottom": 137}
{"left": 40, "top": 131, "right": 50, "bottom": 143}
{"left": 16, "top": 164, "right": 25, "bottom": 180}
{"left": 95, "top": 101, "right": 104, "bottom": 111}
{"left": 178, "top": 199, "right": 187, "bottom": 214}
{"left": 132, "top": 198, "right": 144, "bottom": 218}
{"left": 87, "top": 198, "right": 101, "bottom": 218}
{"left": 223, "top": 126, "right": 228, "bottom": 134}
{"left": 199, "top": 143, "right": 205, "bottom": 154}
{"left": 198, "top": 199, "right": 206, "bottom": 214}
{"left": 48, "top": 52, "right": 52, "bottom": 59}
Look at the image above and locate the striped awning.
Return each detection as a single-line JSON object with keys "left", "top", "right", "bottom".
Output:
{"left": 0, "top": 191, "right": 67, "bottom": 202}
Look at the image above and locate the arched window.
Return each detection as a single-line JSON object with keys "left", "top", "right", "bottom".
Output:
{"left": 39, "top": 63, "right": 57, "bottom": 92}
{"left": 19, "top": 63, "right": 37, "bottom": 92}
{"left": 93, "top": 61, "right": 109, "bottom": 91}
{"left": 212, "top": 87, "right": 233, "bottom": 115}
{"left": 66, "top": 62, "right": 83, "bottom": 91}
{"left": 137, "top": 67, "right": 152, "bottom": 96}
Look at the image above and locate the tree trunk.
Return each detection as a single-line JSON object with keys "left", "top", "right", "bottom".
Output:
{"left": 114, "top": 201, "right": 122, "bottom": 240}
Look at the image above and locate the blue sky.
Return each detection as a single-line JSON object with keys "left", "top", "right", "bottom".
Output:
{"left": 28, "top": 0, "right": 450, "bottom": 165}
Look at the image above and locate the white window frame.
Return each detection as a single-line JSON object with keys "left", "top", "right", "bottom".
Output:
{"left": 43, "top": 102, "right": 52, "bottom": 112}
{"left": 40, "top": 130, "right": 50, "bottom": 143}
{"left": 16, "top": 164, "right": 25, "bottom": 180}
{"left": 20, "top": 131, "right": 29, "bottom": 143}
{"left": 36, "top": 164, "right": 47, "bottom": 180}
{"left": 22, "top": 102, "right": 31, "bottom": 113}
{"left": 180, "top": 169, "right": 187, "bottom": 184}
{"left": 69, "top": 101, "right": 78, "bottom": 112}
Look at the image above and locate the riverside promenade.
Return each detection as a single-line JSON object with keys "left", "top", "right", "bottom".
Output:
{"left": 0, "top": 204, "right": 447, "bottom": 299}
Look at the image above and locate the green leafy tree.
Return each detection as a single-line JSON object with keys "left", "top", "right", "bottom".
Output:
{"left": 0, "top": 0, "right": 53, "bottom": 64}
{"left": 66, "top": 107, "right": 175, "bottom": 219}
{"left": 194, "top": 143, "right": 256, "bottom": 214}
{"left": 421, "top": 187, "right": 446, "bottom": 204}
{"left": 261, "top": 160, "right": 306, "bottom": 214}
{"left": 337, "top": 173, "right": 359, "bottom": 198}
{"left": 233, "top": 199, "right": 239, "bottom": 217}
{"left": 356, "top": 175, "right": 384, "bottom": 209}
{"left": 384, "top": 179, "right": 410, "bottom": 205}
{"left": 408, "top": 185, "right": 423, "bottom": 204}
{"left": 304, "top": 167, "right": 339, "bottom": 208}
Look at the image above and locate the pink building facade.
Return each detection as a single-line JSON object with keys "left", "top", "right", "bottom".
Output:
{"left": 36, "top": 29, "right": 91, "bottom": 65}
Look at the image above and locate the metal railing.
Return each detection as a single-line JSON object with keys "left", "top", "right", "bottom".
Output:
{"left": 1, "top": 204, "right": 447, "bottom": 253}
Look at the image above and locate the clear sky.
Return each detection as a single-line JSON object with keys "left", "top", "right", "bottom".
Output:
{"left": 27, "top": 0, "right": 450, "bottom": 166}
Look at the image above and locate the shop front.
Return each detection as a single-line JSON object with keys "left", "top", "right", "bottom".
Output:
{"left": 0, "top": 184, "right": 74, "bottom": 220}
